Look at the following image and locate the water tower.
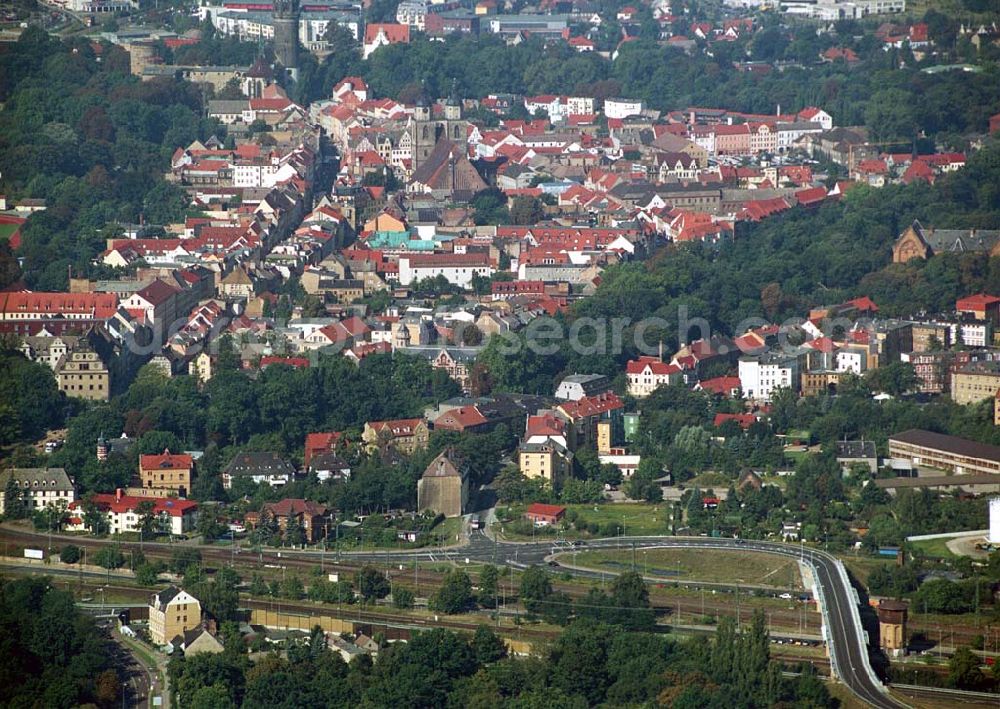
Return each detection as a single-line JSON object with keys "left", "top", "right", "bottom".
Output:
{"left": 877, "top": 600, "right": 908, "bottom": 655}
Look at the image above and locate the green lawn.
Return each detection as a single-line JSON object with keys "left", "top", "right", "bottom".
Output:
{"left": 688, "top": 472, "right": 730, "bottom": 488}
{"left": 908, "top": 538, "right": 958, "bottom": 559}
{"left": 783, "top": 448, "right": 812, "bottom": 465}
{"left": 498, "top": 502, "right": 670, "bottom": 541}
{"left": 0, "top": 223, "right": 19, "bottom": 242}
{"left": 567, "top": 503, "right": 670, "bottom": 536}
{"left": 566, "top": 548, "right": 805, "bottom": 589}
{"left": 336, "top": 516, "right": 464, "bottom": 550}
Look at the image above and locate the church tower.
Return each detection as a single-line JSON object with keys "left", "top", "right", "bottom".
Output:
{"left": 273, "top": 0, "right": 300, "bottom": 82}
{"left": 409, "top": 82, "right": 468, "bottom": 174}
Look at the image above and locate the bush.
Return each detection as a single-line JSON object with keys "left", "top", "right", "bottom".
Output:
{"left": 393, "top": 588, "right": 415, "bottom": 610}
{"left": 135, "top": 563, "right": 159, "bottom": 586}
{"left": 59, "top": 545, "right": 81, "bottom": 564}
{"left": 93, "top": 546, "right": 125, "bottom": 570}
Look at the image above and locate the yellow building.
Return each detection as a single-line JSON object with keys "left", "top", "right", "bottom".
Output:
{"left": 801, "top": 370, "right": 842, "bottom": 397}
{"left": 189, "top": 351, "right": 214, "bottom": 383}
{"left": 362, "top": 418, "right": 429, "bottom": 454}
{"left": 55, "top": 340, "right": 110, "bottom": 401}
{"left": 951, "top": 365, "right": 1000, "bottom": 405}
{"left": 597, "top": 421, "right": 612, "bottom": 454}
{"left": 138, "top": 450, "right": 194, "bottom": 498}
{"left": 149, "top": 586, "right": 201, "bottom": 646}
{"left": 518, "top": 442, "right": 572, "bottom": 485}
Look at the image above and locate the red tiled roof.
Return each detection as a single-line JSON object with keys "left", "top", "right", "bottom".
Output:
{"left": 136, "top": 279, "right": 180, "bottom": 306}
{"left": 525, "top": 503, "right": 566, "bottom": 517}
{"left": 559, "top": 391, "right": 623, "bottom": 419}
{"left": 140, "top": 450, "right": 193, "bottom": 470}
{"left": 364, "top": 23, "right": 410, "bottom": 45}
{"left": 956, "top": 293, "right": 1000, "bottom": 311}
{"left": 0, "top": 291, "right": 119, "bottom": 319}
{"left": 845, "top": 296, "right": 879, "bottom": 313}
{"left": 435, "top": 406, "right": 489, "bottom": 430}
{"left": 71, "top": 493, "right": 197, "bottom": 517}
{"left": 795, "top": 186, "right": 827, "bottom": 206}
{"left": 698, "top": 376, "right": 741, "bottom": 396}
{"left": 249, "top": 97, "right": 295, "bottom": 111}
{"left": 264, "top": 498, "right": 327, "bottom": 517}
{"left": 714, "top": 413, "right": 756, "bottom": 429}
{"left": 625, "top": 356, "right": 680, "bottom": 375}
{"left": 260, "top": 355, "right": 310, "bottom": 368}
{"left": 525, "top": 413, "right": 566, "bottom": 438}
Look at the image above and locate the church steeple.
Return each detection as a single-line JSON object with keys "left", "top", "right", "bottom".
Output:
{"left": 444, "top": 79, "right": 461, "bottom": 120}
{"left": 414, "top": 80, "right": 431, "bottom": 122}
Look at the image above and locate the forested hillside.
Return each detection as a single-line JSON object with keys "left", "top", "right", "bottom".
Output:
{"left": 0, "top": 577, "right": 119, "bottom": 707}
{"left": 0, "top": 28, "right": 220, "bottom": 289}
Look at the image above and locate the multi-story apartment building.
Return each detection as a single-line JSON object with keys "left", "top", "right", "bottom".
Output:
{"left": 149, "top": 587, "right": 201, "bottom": 646}
{"left": 951, "top": 362, "right": 1000, "bottom": 405}
{"left": 739, "top": 352, "right": 804, "bottom": 402}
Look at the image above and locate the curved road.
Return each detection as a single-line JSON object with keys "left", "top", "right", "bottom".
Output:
{"left": 1, "top": 524, "right": 901, "bottom": 707}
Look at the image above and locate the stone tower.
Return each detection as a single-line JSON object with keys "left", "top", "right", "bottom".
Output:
{"left": 273, "top": 0, "right": 300, "bottom": 82}
{"left": 409, "top": 82, "right": 468, "bottom": 174}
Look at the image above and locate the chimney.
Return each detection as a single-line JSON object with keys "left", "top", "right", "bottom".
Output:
{"left": 115, "top": 488, "right": 122, "bottom": 502}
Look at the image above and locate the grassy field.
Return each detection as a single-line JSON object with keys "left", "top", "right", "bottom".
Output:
{"left": 0, "top": 223, "right": 19, "bottom": 242}
{"left": 336, "top": 517, "right": 465, "bottom": 550}
{"left": 499, "top": 502, "right": 670, "bottom": 540}
{"left": 566, "top": 547, "right": 805, "bottom": 589}
{"left": 568, "top": 502, "right": 669, "bottom": 535}
{"left": 908, "top": 538, "right": 958, "bottom": 559}
{"left": 688, "top": 471, "right": 730, "bottom": 488}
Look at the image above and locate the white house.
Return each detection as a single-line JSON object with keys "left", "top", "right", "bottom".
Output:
{"left": 0, "top": 468, "right": 76, "bottom": 515}
{"left": 604, "top": 98, "right": 644, "bottom": 120}
{"left": 65, "top": 490, "right": 198, "bottom": 536}
{"left": 626, "top": 356, "right": 683, "bottom": 397}
{"left": 398, "top": 253, "right": 494, "bottom": 289}
{"left": 738, "top": 354, "right": 801, "bottom": 402}
{"left": 555, "top": 373, "right": 610, "bottom": 401}
{"left": 835, "top": 346, "right": 868, "bottom": 374}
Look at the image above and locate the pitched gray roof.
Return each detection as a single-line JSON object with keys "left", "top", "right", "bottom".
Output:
{"left": 0, "top": 468, "right": 73, "bottom": 491}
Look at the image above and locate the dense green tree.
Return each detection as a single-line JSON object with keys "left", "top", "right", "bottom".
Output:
{"left": 58, "top": 545, "right": 80, "bottom": 564}
{"left": 356, "top": 565, "right": 390, "bottom": 603}
{"left": 93, "top": 545, "right": 125, "bottom": 570}
{"left": 136, "top": 562, "right": 160, "bottom": 586}
{"left": 948, "top": 646, "right": 986, "bottom": 690}
{"left": 607, "top": 571, "right": 655, "bottom": 630}
{"left": 430, "top": 569, "right": 475, "bottom": 615}
{"left": 392, "top": 587, "right": 415, "bottom": 610}
{"left": 170, "top": 548, "right": 202, "bottom": 576}
{"left": 478, "top": 564, "right": 500, "bottom": 609}
{"left": 519, "top": 565, "right": 553, "bottom": 615}
{"left": 472, "top": 624, "right": 507, "bottom": 665}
